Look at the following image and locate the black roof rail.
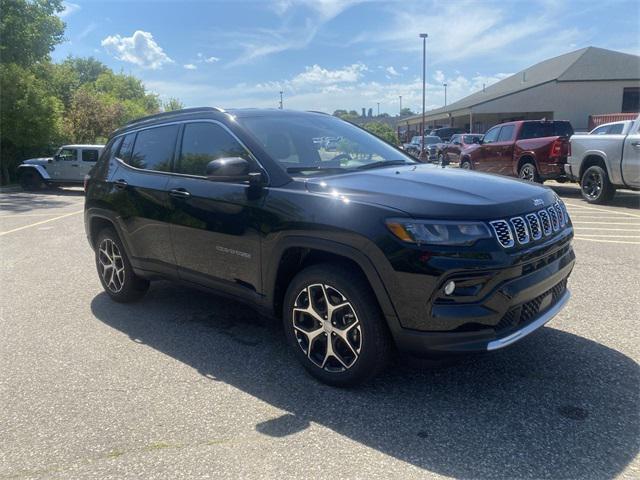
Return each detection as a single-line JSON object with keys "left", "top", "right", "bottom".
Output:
{"left": 123, "top": 106, "right": 225, "bottom": 127}
{"left": 307, "top": 110, "right": 331, "bottom": 115}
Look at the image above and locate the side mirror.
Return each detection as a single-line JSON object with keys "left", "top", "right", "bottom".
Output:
{"left": 206, "top": 157, "right": 264, "bottom": 185}
{"left": 474, "top": 138, "right": 482, "bottom": 144}
{"left": 54, "top": 154, "right": 61, "bottom": 161}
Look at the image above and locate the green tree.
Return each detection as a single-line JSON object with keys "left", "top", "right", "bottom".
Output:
{"left": 0, "top": 63, "right": 63, "bottom": 182}
{"left": 364, "top": 122, "right": 398, "bottom": 145}
{"left": 0, "top": 0, "right": 65, "bottom": 66}
{"left": 400, "top": 107, "right": 415, "bottom": 116}
{"left": 164, "top": 97, "right": 185, "bottom": 111}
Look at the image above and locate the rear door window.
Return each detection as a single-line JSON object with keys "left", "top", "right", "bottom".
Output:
{"left": 497, "top": 125, "right": 515, "bottom": 142}
{"left": 177, "top": 122, "right": 252, "bottom": 176}
{"left": 82, "top": 149, "right": 99, "bottom": 162}
{"left": 607, "top": 123, "right": 624, "bottom": 134}
{"left": 591, "top": 125, "right": 610, "bottom": 135}
{"left": 129, "top": 125, "right": 179, "bottom": 172}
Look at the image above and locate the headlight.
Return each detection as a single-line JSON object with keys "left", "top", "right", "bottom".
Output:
{"left": 386, "top": 219, "right": 492, "bottom": 246}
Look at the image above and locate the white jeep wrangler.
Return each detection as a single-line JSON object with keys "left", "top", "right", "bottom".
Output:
{"left": 18, "top": 144, "right": 104, "bottom": 190}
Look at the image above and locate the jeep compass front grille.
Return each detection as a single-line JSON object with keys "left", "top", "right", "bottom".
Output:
{"left": 490, "top": 203, "right": 570, "bottom": 249}
{"left": 490, "top": 220, "right": 515, "bottom": 248}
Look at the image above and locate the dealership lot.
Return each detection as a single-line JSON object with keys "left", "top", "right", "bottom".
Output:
{"left": 1, "top": 184, "right": 638, "bottom": 479}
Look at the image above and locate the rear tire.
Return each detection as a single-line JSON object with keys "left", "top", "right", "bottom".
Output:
{"left": 518, "top": 162, "right": 541, "bottom": 183}
{"left": 460, "top": 159, "right": 472, "bottom": 170}
{"left": 283, "top": 264, "right": 392, "bottom": 387}
{"left": 19, "top": 170, "right": 44, "bottom": 190}
{"left": 95, "top": 227, "right": 149, "bottom": 302}
{"left": 580, "top": 165, "right": 615, "bottom": 204}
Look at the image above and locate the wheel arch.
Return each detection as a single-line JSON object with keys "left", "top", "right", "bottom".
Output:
{"left": 516, "top": 154, "right": 537, "bottom": 174}
{"left": 579, "top": 154, "right": 607, "bottom": 180}
{"left": 265, "top": 237, "right": 398, "bottom": 324}
{"left": 17, "top": 164, "right": 50, "bottom": 180}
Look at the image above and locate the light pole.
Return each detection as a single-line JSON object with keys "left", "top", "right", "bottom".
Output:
{"left": 279, "top": 91, "right": 283, "bottom": 109}
{"left": 443, "top": 83, "right": 447, "bottom": 107}
{"left": 399, "top": 95, "right": 402, "bottom": 115}
{"left": 419, "top": 33, "right": 428, "bottom": 161}
{"left": 376, "top": 102, "right": 380, "bottom": 116}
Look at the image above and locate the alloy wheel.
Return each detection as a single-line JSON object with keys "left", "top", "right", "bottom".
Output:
{"left": 292, "top": 283, "right": 362, "bottom": 372}
{"left": 461, "top": 161, "right": 471, "bottom": 170}
{"left": 98, "top": 238, "right": 126, "bottom": 293}
{"left": 583, "top": 170, "right": 603, "bottom": 199}
{"left": 520, "top": 165, "right": 535, "bottom": 181}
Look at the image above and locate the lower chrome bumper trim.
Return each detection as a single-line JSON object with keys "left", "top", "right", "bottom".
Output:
{"left": 486, "top": 290, "right": 570, "bottom": 351}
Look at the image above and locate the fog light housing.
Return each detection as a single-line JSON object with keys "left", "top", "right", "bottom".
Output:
{"left": 444, "top": 280, "right": 456, "bottom": 296}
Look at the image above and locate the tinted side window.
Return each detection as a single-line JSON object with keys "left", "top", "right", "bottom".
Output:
{"left": 129, "top": 125, "right": 179, "bottom": 171}
{"left": 93, "top": 137, "right": 122, "bottom": 179}
{"left": 59, "top": 148, "right": 77, "bottom": 161}
{"left": 608, "top": 123, "right": 624, "bottom": 135}
{"left": 497, "top": 125, "right": 515, "bottom": 142}
{"left": 117, "top": 133, "right": 136, "bottom": 163}
{"left": 177, "top": 123, "right": 252, "bottom": 176}
{"left": 82, "top": 149, "right": 99, "bottom": 162}
{"left": 591, "top": 125, "right": 609, "bottom": 135}
{"left": 483, "top": 127, "right": 500, "bottom": 144}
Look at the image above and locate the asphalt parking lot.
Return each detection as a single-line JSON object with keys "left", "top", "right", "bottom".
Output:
{"left": 1, "top": 183, "right": 639, "bottom": 479}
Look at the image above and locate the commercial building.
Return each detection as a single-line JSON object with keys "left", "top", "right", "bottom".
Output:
{"left": 399, "top": 46, "right": 640, "bottom": 139}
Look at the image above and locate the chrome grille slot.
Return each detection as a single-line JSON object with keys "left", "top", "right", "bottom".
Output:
{"left": 548, "top": 207, "right": 560, "bottom": 232}
{"left": 510, "top": 217, "right": 530, "bottom": 244}
{"left": 526, "top": 213, "right": 542, "bottom": 240}
{"left": 538, "top": 210, "right": 552, "bottom": 236}
{"left": 554, "top": 202, "right": 565, "bottom": 227}
{"left": 490, "top": 220, "right": 514, "bottom": 248}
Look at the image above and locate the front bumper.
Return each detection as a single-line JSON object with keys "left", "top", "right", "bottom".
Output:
{"left": 386, "top": 231, "right": 575, "bottom": 355}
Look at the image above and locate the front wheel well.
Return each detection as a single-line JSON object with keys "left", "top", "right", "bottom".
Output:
{"left": 272, "top": 247, "right": 372, "bottom": 319}
{"left": 579, "top": 155, "right": 607, "bottom": 180}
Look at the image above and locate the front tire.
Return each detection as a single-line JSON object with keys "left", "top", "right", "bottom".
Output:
{"left": 460, "top": 159, "right": 472, "bottom": 170}
{"left": 19, "top": 170, "right": 44, "bottom": 190}
{"left": 581, "top": 165, "right": 615, "bottom": 204}
{"left": 95, "top": 227, "right": 149, "bottom": 302}
{"left": 283, "top": 264, "right": 391, "bottom": 387}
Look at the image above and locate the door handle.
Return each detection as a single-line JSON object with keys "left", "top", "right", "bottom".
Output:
{"left": 169, "top": 188, "right": 191, "bottom": 199}
{"left": 114, "top": 179, "right": 128, "bottom": 190}
{"left": 631, "top": 141, "right": 640, "bottom": 147}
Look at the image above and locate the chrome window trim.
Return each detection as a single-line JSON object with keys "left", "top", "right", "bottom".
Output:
{"left": 111, "top": 119, "right": 271, "bottom": 185}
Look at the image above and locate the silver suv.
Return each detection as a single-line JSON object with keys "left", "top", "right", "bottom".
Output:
{"left": 18, "top": 144, "right": 104, "bottom": 190}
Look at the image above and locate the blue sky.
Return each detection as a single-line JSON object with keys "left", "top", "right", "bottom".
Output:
{"left": 54, "top": 0, "right": 640, "bottom": 114}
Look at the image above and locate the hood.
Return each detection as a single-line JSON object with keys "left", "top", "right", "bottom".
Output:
{"left": 304, "top": 164, "right": 557, "bottom": 220}
{"left": 23, "top": 157, "right": 52, "bottom": 165}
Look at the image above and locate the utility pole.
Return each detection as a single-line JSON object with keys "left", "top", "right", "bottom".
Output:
{"left": 399, "top": 95, "right": 402, "bottom": 115}
{"left": 419, "top": 33, "right": 428, "bottom": 161}
{"left": 279, "top": 91, "right": 283, "bottom": 109}
{"left": 443, "top": 83, "right": 447, "bottom": 106}
{"left": 376, "top": 102, "right": 380, "bottom": 116}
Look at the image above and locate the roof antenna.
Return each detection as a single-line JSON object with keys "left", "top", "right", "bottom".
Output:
{"left": 482, "top": 83, "right": 486, "bottom": 92}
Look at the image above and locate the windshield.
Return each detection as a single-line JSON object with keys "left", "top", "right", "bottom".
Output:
{"left": 238, "top": 114, "right": 416, "bottom": 175}
{"left": 424, "top": 136, "right": 441, "bottom": 145}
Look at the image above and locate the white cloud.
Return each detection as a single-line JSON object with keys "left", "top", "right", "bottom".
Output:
{"left": 183, "top": 64, "right": 197, "bottom": 70}
{"left": 59, "top": 2, "right": 80, "bottom": 18}
{"left": 204, "top": 56, "right": 220, "bottom": 63}
{"left": 292, "top": 63, "right": 368, "bottom": 86}
{"left": 386, "top": 66, "right": 400, "bottom": 76}
{"left": 101, "top": 31, "right": 173, "bottom": 69}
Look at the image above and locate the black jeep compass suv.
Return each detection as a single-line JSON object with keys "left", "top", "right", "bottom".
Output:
{"left": 85, "top": 107, "right": 575, "bottom": 386}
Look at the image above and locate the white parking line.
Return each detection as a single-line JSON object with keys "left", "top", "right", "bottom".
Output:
{"left": 572, "top": 221, "right": 640, "bottom": 225}
{"left": 573, "top": 227, "right": 640, "bottom": 231}
{"left": 0, "top": 210, "right": 83, "bottom": 236}
{"left": 572, "top": 234, "right": 640, "bottom": 238}
{"left": 564, "top": 202, "right": 640, "bottom": 218}
{"left": 574, "top": 237, "right": 640, "bottom": 245}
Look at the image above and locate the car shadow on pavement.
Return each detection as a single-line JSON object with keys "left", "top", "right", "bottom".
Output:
{"left": 0, "top": 188, "right": 84, "bottom": 213}
{"left": 91, "top": 284, "right": 639, "bottom": 479}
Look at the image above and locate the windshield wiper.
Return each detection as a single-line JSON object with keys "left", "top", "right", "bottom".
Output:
{"left": 286, "top": 166, "right": 348, "bottom": 173}
{"left": 355, "top": 160, "right": 413, "bottom": 170}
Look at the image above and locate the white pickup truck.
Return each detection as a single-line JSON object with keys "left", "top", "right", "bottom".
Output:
{"left": 566, "top": 116, "right": 640, "bottom": 203}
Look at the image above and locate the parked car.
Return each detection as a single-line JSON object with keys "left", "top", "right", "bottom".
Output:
{"left": 565, "top": 115, "right": 640, "bottom": 203}
{"left": 85, "top": 107, "right": 574, "bottom": 386}
{"left": 442, "top": 134, "right": 483, "bottom": 164}
{"left": 405, "top": 135, "right": 441, "bottom": 158}
{"left": 18, "top": 144, "right": 104, "bottom": 190}
{"left": 459, "top": 120, "right": 574, "bottom": 182}
{"left": 429, "top": 127, "right": 464, "bottom": 142}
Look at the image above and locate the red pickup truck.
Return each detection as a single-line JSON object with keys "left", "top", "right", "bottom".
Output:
{"left": 459, "top": 120, "right": 573, "bottom": 182}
